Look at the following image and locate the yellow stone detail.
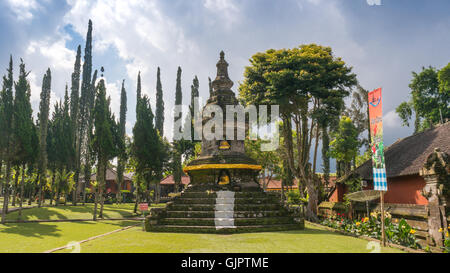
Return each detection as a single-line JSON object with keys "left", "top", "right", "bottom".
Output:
{"left": 219, "top": 140, "right": 231, "bottom": 150}
{"left": 183, "top": 164, "right": 262, "bottom": 172}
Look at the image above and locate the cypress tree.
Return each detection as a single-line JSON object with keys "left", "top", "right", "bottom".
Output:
{"left": 1, "top": 55, "right": 14, "bottom": 224}
{"left": 132, "top": 94, "right": 167, "bottom": 205}
{"left": 92, "top": 79, "right": 119, "bottom": 220}
{"left": 75, "top": 20, "right": 93, "bottom": 205}
{"left": 82, "top": 69, "right": 97, "bottom": 204}
{"left": 172, "top": 67, "right": 183, "bottom": 194}
{"left": 70, "top": 45, "right": 82, "bottom": 204}
{"left": 182, "top": 76, "right": 199, "bottom": 159}
{"left": 12, "top": 59, "right": 34, "bottom": 217}
{"left": 136, "top": 71, "right": 142, "bottom": 113}
{"left": 155, "top": 67, "right": 164, "bottom": 137}
{"left": 37, "top": 68, "right": 51, "bottom": 207}
{"left": 208, "top": 77, "right": 213, "bottom": 97}
{"left": 116, "top": 79, "right": 127, "bottom": 203}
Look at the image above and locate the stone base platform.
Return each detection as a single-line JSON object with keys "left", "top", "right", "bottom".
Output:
{"left": 145, "top": 185, "right": 305, "bottom": 234}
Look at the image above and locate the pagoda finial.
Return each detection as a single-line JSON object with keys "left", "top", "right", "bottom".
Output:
{"left": 212, "top": 51, "right": 233, "bottom": 91}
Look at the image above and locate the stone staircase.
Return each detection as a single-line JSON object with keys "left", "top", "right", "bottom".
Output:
{"left": 145, "top": 185, "right": 305, "bottom": 233}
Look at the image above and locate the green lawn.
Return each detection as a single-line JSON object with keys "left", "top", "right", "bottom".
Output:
{"left": 56, "top": 223, "right": 404, "bottom": 253}
{"left": 5, "top": 203, "right": 165, "bottom": 221}
{"left": 0, "top": 220, "right": 138, "bottom": 253}
{"left": 0, "top": 204, "right": 405, "bottom": 253}
{"left": 0, "top": 196, "right": 49, "bottom": 209}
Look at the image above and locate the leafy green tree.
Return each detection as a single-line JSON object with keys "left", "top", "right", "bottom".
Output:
{"left": 396, "top": 65, "right": 449, "bottom": 132}
{"left": 91, "top": 79, "right": 120, "bottom": 219}
{"left": 245, "top": 138, "right": 282, "bottom": 191}
{"left": 155, "top": 67, "right": 164, "bottom": 137}
{"left": 116, "top": 80, "right": 127, "bottom": 203}
{"left": 0, "top": 56, "right": 14, "bottom": 223}
{"left": 437, "top": 62, "right": 450, "bottom": 121}
{"left": 329, "top": 116, "right": 359, "bottom": 176}
{"left": 239, "top": 44, "right": 356, "bottom": 220}
{"left": 132, "top": 94, "right": 168, "bottom": 204}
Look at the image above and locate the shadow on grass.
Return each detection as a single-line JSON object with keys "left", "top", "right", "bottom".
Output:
{"left": 6, "top": 207, "right": 69, "bottom": 221}
{"left": 0, "top": 219, "right": 137, "bottom": 238}
{"left": 0, "top": 222, "right": 62, "bottom": 238}
{"left": 5, "top": 203, "right": 140, "bottom": 221}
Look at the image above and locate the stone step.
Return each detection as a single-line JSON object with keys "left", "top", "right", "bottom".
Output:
{"left": 165, "top": 210, "right": 289, "bottom": 218}
{"left": 181, "top": 191, "right": 270, "bottom": 198}
{"left": 168, "top": 203, "right": 281, "bottom": 211}
{"left": 147, "top": 224, "right": 304, "bottom": 234}
{"left": 173, "top": 197, "right": 278, "bottom": 205}
{"left": 159, "top": 217, "right": 295, "bottom": 226}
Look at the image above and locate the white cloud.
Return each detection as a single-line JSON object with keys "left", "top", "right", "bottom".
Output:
{"left": 104, "top": 79, "right": 121, "bottom": 118}
{"left": 63, "top": 0, "right": 202, "bottom": 139}
{"left": 23, "top": 36, "right": 76, "bottom": 117}
{"left": 383, "top": 109, "right": 401, "bottom": 128}
{"left": 203, "top": 0, "right": 241, "bottom": 29}
{"left": 6, "top": 0, "right": 41, "bottom": 21}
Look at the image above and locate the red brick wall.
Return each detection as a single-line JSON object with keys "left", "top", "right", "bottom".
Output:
{"left": 383, "top": 175, "right": 428, "bottom": 205}
{"left": 330, "top": 174, "right": 428, "bottom": 205}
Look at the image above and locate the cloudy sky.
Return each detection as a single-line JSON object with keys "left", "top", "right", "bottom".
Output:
{"left": 1, "top": 0, "right": 449, "bottom": 172}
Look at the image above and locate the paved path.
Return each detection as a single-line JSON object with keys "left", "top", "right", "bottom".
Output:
{"left": 44, "top": 222, "right": 141, "bottom": 253}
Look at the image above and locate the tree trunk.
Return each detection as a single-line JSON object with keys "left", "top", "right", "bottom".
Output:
{"left": 97, "top": 157, "right": 107, "bottom": 218}
{"left": 38, "top": 173, "right": 43, "bottom": 208}
{"left": 133, "top": 190, "right": 139, "bottom": 214}
{"left": 93, "top": 189, "right": 98, "bottom": 221}
{"left": 11, "top": 167, "right": 19, "bottom": 207}
{"left": 99, "top": 163, "right": 106, "bottom": 219}
{"left": 49, "top": 171, "right": 55, "bottom": 206}
{"left": 312, "top": 122, "right": 320, "bottom": 174}
{"left": 1, "top": 160, "right": 12, "bottom": 223}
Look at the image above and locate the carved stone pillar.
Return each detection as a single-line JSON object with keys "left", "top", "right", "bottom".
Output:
{"left": 420, "top": 148, "right": 449, "bottom": 248}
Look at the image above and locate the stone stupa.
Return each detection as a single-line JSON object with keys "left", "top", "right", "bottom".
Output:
{"left": 183, "top": 50, "right": 263, "bottom": 192}
{"left": 145, "top": 52, "right": 304, "bottom": 233}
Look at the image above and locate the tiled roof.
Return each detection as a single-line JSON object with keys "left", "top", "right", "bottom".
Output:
{"left": 355, "top": 121, "right": 450, "bottom": 180}
{"left": 160, "top": 175, "right": 190, "bottom": 185}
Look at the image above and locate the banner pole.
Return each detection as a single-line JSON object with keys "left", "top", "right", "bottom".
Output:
{"left": 380, "top": 191, "right": 386, "bottom": 247}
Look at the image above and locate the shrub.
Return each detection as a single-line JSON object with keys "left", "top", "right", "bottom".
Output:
{"left": 320, "top": 211, "right": 420, "bottom": 249}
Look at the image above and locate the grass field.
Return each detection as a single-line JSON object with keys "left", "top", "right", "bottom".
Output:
{"left": 56, "top": 223, "right": 404, "bottom": 253}
{"left": 0, "top": 203, "right": 405, "bottom": 253}
{"left": 0, "top": 220, "right": 139, "bottom": 253}
{"left": 4, "top": 203, "right": 165, "bottom": 221}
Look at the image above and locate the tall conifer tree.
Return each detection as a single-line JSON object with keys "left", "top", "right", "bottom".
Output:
{"left": 155, "top": 67, "right": 164, "bottom": 137}
{"left": 75, "top": 20, "right": 93, "bottom": 205}
{"left": 172, "top": 67, "right": 183, "bottom": 193}
{"left": 37, "top": 68, "right": 51, "bottom": 207}
{"left": 1, "top": 56, "right": 14, "bottom": 223}
{"left": 92, "top": 79, "right": 119, "bottom": 220}
{"left": 116, "top": 80, "right": 127, "bottom": 203}
{"left": 12, "top": 59, "right": 34, "bottom": 217}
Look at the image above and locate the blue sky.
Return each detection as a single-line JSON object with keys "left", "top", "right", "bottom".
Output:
{"left": 1, "top": 0, "right": 449, "bottom": 172}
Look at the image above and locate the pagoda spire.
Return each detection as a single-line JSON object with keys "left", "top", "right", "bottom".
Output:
{"left": 212, "top": 51, "right": 233, "bottom": 91}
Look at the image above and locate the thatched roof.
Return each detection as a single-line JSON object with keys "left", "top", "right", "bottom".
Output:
{"left": 355, "top": 121, "right": 450, "bottom": 180}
